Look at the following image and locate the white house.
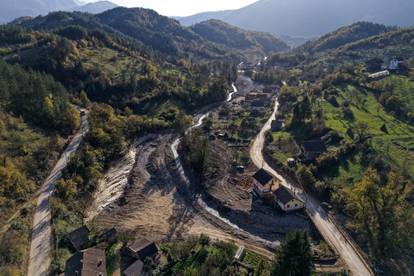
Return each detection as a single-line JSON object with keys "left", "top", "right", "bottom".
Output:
{"left": 274, "top": 186, "right": 304, "bottom": 212}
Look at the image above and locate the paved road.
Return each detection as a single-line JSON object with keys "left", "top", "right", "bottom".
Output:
{"left": 249, "top": 98, "right": 374, "bottom": 276}
{"left": 27, "top": 109, "right": 90, "bottom": 276}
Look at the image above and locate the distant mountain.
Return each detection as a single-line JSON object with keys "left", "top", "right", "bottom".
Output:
{"left": 299, "top": 22, "right": 395, "bottom": 53}
{"left": 71, "top": 1, "right": 118, "bottom": 14}
{"left": 178, "top": 0, "right": 414, "bottom": 38}
{"left": 0, "top": 0, "right": 116, "bottom": 23}
{"left": 191, "top": 20, "right": 289, "bottom": 54}
{"left": 15, "top": 7, "right": 283, "bottom": 60}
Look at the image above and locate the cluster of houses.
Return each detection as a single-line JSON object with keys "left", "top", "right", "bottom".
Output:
{"left": 368, "top": 58, "right": 403, "bottom": 79}
{"left": 63, "top": 226, "right": 158, "bottom": 276}
{"left": 252, "top": 168, "right": 304, "bottom": 212}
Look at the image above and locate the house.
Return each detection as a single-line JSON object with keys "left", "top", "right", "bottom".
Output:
{"left": 63, "top": 226, "right": 90, "bottom": 251}
{"left": 300, "top": 140, "right": 326, "bottom": 162}
{"left": 99, "top": 227, "right": 117, "bottom": 243}
{"left": 271, "top": 119, "right": 285, "bottom": 131}
{"left": 388, "top": 58, "right": 402, "bottom": 70}
{"left": 274, "top": 186, "right": 304, "bottom": 212}
{"left": 123, "top": 260, "right": 144, "bottom": 276}
{"left": 65, "top": 247, "right": 106, "bottom": 276}
{"left": 368, "top": 70, "right": 390, "bottom": 79}
{"left": 252, "top": 168, "right": 278, "bottom": 198}
{"left": 126, "top": 239, "right": 158, "bottom": 260}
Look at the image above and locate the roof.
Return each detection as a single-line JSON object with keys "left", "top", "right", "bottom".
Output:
{"left": 81, "top": 248, "right": 107, "bottom": 276}
{"left": 253, "top": 169, "right": 273, "bottom": 186}
{"left": 123, "top": 260, "right": 144, "bottom": 276}
{"left": 65, "top": 226, "right": 89, "bottom": 250}
{"left": 128, "top": 239, "right": 158, "bottom": 259}
{"left": 65, "top": 247, "right": 106, "bottom": 276}
{"left": 301, "top": 140, "right": 326, "bottom": 153}
{"left": 274, "top": 186, "right": 296, "bottom": 205}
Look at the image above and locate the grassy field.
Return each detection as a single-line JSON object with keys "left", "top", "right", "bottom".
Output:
{"left": 320, "top": 82, "right": 414, "bottom": 178}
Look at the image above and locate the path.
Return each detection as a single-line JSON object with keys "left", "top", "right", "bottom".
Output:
{"left": 27, "top": 108, "right": 90, "bottom": 276}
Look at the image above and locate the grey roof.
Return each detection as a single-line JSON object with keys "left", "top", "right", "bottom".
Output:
{"left": 275, "top": 186, "right": 296, "bottom": 205}
{"left": 253, "top": 169, "right": 273, "bottom": 186}
{"left": 65, "top": 247, "right": 106, "bottom": 276}
{"left": 128, "top": 239, "right": 158, "bottom": 259}
{"left": 123, "top": 260, "right": 144, "bottom": 276}
{"left": 65, "top": 226, "right": 89, "bottom": 250}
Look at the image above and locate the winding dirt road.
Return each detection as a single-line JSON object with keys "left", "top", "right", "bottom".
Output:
{"left": 27, "top": 109, "right": 89, "bottom": 276}
{"left": 249, "top": 98, "right": 374, "bottom": 276}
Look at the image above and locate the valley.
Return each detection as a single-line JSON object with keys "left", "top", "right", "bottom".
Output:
{"left": 0, "top": 3, "right": 413, "bottom": 276}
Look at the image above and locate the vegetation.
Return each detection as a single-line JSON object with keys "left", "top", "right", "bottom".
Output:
{"left": 260, "top": 24, "right": 414, "bottom": 273}
{"left": 0, "top": 60, "right": 78, "bottom": 274}
{"left": 271, "top": 231, "right": 312, "bottom": 276}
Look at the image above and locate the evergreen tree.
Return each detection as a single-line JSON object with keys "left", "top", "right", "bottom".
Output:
{"left": 271, "top": 231, "right": 312, "bottom": 276}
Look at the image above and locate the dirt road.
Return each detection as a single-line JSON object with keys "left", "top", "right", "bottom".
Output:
{"left": 27, "top": 109, "right": 89, "bottom": 276}
{"left": 249, "top": 99, "right": 374, "bottom": 276}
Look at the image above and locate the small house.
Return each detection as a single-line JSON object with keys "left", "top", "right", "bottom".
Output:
{"left": 368, "top": 70, "right": 390, "bottom": 79}
{"left": 300, "top": 140, "right": 326, "bottom": 162}
{"left": 252, "top": 168, "right": 278, "bottom": 198}
{"left": 123, "top": 260, "right": 144, "bottom": 276}
{"left": 126, "top": 239, "right": 158, "bottom": 260}
{"left": 271, "top": 119, "right": 285, "bottom": 131}
{"left": 99, "top": 227, "right": 117, "bottom": 243}
{"left": 287, "top": 158, "right": 296, "bottom": 168}
{"left": 274, "top": 186, "right": 304, "bottom": 212}
{"left": 63, "top": 226, "right": 90, "bottom": 251}
{"left": 65, "top": 247, "right": 106, "bottom": 276}
{"left": 388, "top": 58, "right": 402, "bottom": 70}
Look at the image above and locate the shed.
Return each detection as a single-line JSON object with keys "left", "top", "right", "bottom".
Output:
{"left": 64, "top": 226, "right": 90, "bottom": 251}
{"left": 126, "top": 239, "right": 158, "bottom": 260}
{"left": 65, "top": 247, "right": 106, "bottom": 276}
{"left": 123, "top": 260, "right": 144, "bottom": 276}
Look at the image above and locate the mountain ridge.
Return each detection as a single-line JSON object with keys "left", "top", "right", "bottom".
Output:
{"left": 178, "top": 0, "right": 414, "bottom": 38}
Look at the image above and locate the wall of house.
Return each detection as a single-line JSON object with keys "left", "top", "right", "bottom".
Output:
{"left": 278, "top": 199, "right": 304, "bottom": 212}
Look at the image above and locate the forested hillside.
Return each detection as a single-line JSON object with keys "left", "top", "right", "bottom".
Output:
{"left": 191, "top": 19, "right": 289, "bottom": 55}
{"left": 0, "top": 60, "right": 79, "bottom": 274}
{"left": 298, "top": 22, "right": 394, "bottom": 53}
{"left": 255, "top": 24, "right": 414, "bottom": 275}
{"left": 0, "top": 8, "right": 240, "bottom": 274}
{"left": 14, "top": 8, "right": 285, "bottom": 61}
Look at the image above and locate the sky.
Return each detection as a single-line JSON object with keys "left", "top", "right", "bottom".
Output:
{"left": 82, "top": 0, "right": 258, "bottom": 16}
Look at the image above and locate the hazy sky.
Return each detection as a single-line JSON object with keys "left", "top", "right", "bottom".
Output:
{"left": 82, "top": 0, "right": 258, "bottom": 16}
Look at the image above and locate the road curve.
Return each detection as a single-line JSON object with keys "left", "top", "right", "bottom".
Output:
{"left": 27, "top": 108, "right": 90, "bottom": 276}
{"left": 249, "top": 98, "right": 374, "bottom": 276}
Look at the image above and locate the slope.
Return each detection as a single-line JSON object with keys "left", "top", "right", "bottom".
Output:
{"left": 178, "top": 0, "right": 414, "bottom": 37}
{"left": 191, "top": 19, "right": 289, "bottom": 55}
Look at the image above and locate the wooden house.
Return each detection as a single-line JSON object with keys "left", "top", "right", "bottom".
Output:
{"left": 65, "top": 247, "right": 106, "bottom": 276}
{"left": 126, "top": 238, "right": 158, "bottom": 260}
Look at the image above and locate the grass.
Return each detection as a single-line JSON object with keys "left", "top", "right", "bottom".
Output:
{"left": 320, "top": 82, "right": 414, "bottom": 179}
{"left": 243, "top": 250, "right": 272, "bottom": 275}
{"left": 269, "top": 131, "right": 301, "bottom": 165}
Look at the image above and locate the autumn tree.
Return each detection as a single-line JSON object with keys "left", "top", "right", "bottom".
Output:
{"left": 345, "top": 168, "right": 414, "bottom": 273}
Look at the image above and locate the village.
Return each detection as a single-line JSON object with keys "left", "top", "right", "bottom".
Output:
{"left": 53, "top": 71, "right": 352, "bottom": 275}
